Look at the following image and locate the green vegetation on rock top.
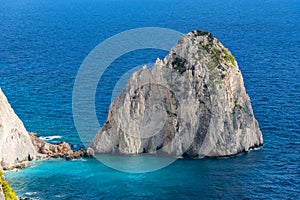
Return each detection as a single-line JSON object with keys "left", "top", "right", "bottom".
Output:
{"left": 223, "top": 48, "right": 236, "bottom": 65}
{"left": 195, "top": 34, "right": 236, "bottom": 68}
{"left": 179, "top": 35, "right": 185, "bottom": 43}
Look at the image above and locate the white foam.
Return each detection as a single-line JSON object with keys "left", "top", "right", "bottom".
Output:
{"left": 251, "top": 146, "right": 262, "bottom": 151}
{"left": 40, "top": 135, "right": 62, "bottom": 141}
{"left": 55, "top": 194, "right": 66, "bottom": 198}
{"left": 25, "top": 192, "right": 37, "bottom": 196}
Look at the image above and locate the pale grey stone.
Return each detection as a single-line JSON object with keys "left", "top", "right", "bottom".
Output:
{"left": 0, "top": 88, "right": 36, "bottom": 169}
{"left": 90, "top": 31, "right": 263, "bottom": 158}
{"left": 90, "top": 30, "right": 263, "bottom": 158}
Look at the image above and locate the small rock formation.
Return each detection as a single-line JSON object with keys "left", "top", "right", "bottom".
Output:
{"left": 29, "top": 132, "right": 92, "bottom": 160}
{"left": 90, "top": 30, "right": 263, "bottom": 157}
{"left": 0, "top": 88, "right": 92, "bottom": 170}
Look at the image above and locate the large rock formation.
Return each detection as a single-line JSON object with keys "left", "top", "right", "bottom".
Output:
{"left": 0, "top": 88, "right": 92, "bottom": 170}
{"left": 90, "top": 30, "right": 263, "bottom": 158}
{"left": 0, "top": 88, "right": 36, "bottom": 170}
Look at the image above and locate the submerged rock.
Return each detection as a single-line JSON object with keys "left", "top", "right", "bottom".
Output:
{"left": 90, "top": 30, "right": 263, "bottom": 158}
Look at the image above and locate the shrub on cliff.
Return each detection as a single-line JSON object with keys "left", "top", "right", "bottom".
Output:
{"left": 0, "top": 171, "right": 18, "bottom": 200}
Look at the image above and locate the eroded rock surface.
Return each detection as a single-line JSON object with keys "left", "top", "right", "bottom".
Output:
{"left": 0, "top": 88, "right": 36, "bottom": 170}
{"left": 90, "top": 30, "right": 263, "bottom": 158}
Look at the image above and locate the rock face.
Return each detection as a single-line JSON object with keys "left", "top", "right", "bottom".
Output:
{"left": 90, "top": 30, "right": 263, "bottom": 158}
{"left": 0, "top": 88, "right": 36, "bottom": 170}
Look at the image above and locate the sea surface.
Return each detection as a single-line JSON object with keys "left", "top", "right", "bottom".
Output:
{"left": 1, "top": 0, "right": 299, "bottom": 199}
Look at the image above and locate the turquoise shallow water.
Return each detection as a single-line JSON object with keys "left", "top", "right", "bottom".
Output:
{"left": 6, "top": 151, "right": 274, "bottom": 200}
{"left": 1, "top": 0, "right": 300, "bottom": 199}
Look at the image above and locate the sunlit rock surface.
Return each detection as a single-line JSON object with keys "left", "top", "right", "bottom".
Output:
{"left": 90, "top": 30, "right": 263, "bottom": 158}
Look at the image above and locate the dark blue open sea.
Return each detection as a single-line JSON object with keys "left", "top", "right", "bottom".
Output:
{"left": 1, "top": 0, "right": 299, "bottom": 199}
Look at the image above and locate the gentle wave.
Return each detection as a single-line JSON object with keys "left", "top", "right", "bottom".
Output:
{"left": 40, "top": 136, "right": 62, "bottom": 141}
{"left": 25, "top": 192, "right": 37, "bottom": 196}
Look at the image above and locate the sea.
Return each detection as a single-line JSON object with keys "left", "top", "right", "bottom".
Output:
{"left": 0, "top": 0, "right": 299, "bottom": 199}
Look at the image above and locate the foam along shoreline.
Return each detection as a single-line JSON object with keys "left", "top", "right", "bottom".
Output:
{"left": 40, "top": 135, "right": 62, "bottom": 141}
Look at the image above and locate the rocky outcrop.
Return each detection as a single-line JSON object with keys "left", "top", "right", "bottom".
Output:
{"left": 90, "top": 30, "right": 263, "bottom": 158}
{"left": 0, "top": 88, "right": 92, "bottom": 170}
{"left": 0, "top": 88, "right": 36, "bottom": 170}
{"left": 29, "top": 132, "right": 92, "bottom": 160}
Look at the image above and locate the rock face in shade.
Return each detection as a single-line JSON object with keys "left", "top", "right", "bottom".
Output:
{"left": 0, "top": 88, "right": 37, "bottom": 170}
{"left": 90, "top": 30, "right": 263, "bottom": 158}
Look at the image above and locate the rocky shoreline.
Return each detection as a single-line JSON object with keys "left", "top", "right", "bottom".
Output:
{"left": 2, "top": 133, "right": 93, "bottom": 171}
{"left": 0, "top": 87, "right": 93, "bottom": 171}
{"left": 29, "top": 133, "right": 93, "bottom": 161}
{"left": 0, "top": 135, "right": 92, "bottom": 200}
{"left": 0, "top": 87, "right": 93, "bottom": 199}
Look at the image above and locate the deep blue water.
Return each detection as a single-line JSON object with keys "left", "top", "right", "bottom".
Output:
{"left": 1, "top": 0, "right": 299, "bottom": 199}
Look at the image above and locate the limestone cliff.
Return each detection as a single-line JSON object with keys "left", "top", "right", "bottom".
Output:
{"left": 90, "top": 30, "right": 263, "bottom": 158}
{"left": 0, "top": 88, "right": 36, "bottom": 170}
